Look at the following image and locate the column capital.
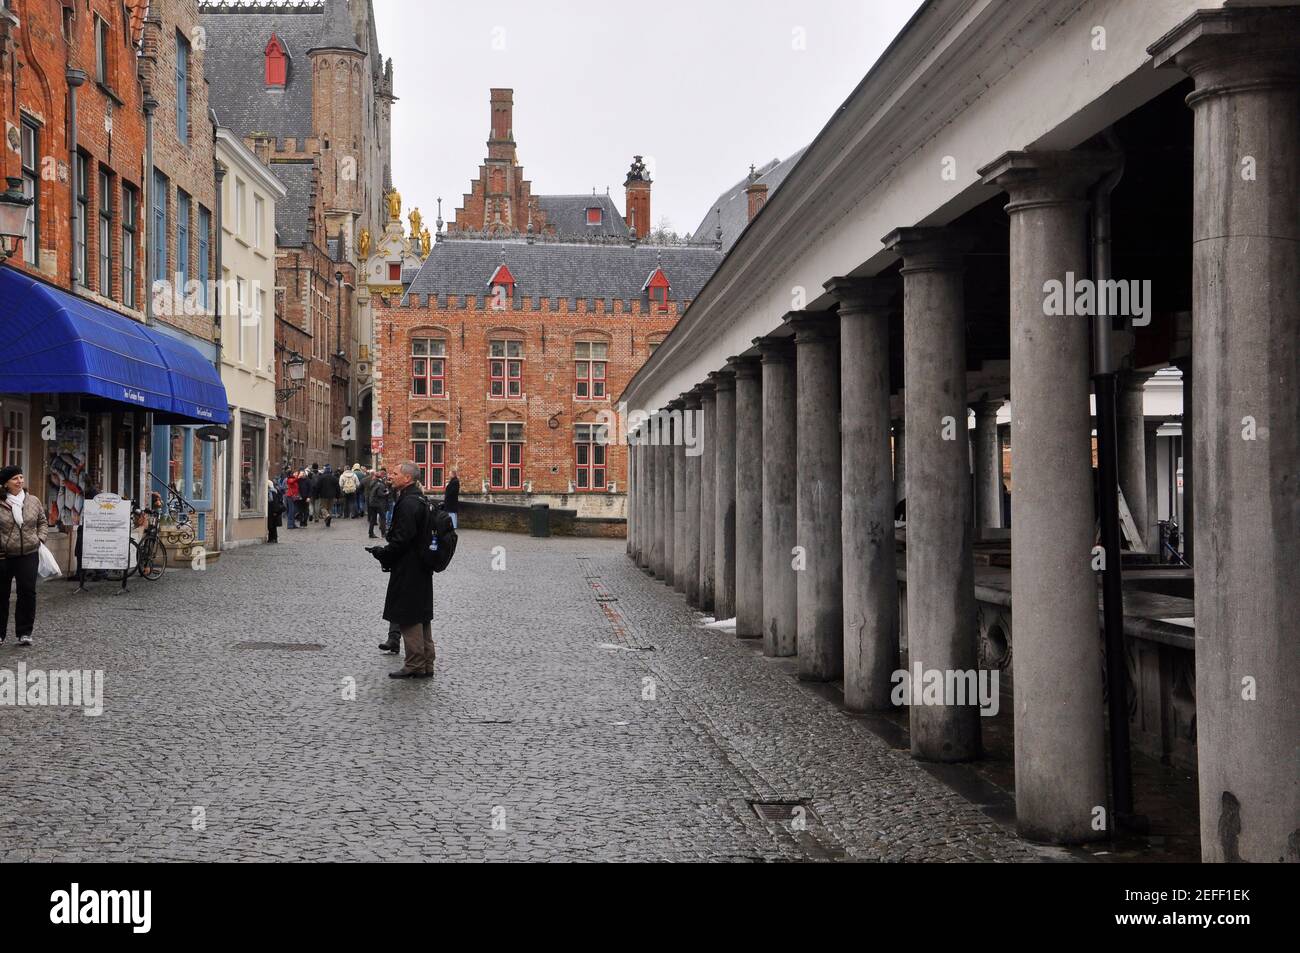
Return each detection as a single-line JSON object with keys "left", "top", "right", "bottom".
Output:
{"left": 682, "top": 390, "right": 703, "bottom": 410}
{"left": 727, "top": 355, "right": 762, "bottom": 380}
{"left": 970, "top": 398, "right": 1003, "bottom": 418}
{"left": 881, "top": 226, "right": 972, "bottom": 273}
{"left": 823, "top": 275, "right": 895, "bottom": 315}
{"left": 1119, "top": 370, "right": 1153, "bottom": 393}
{"left": 1149, "top": 6, "right": 1300, "bottom": 95}
{"left": 754, "top": 335, "right": 796, "bottom": 364}
{"left": 666, "top": 398, "right": 686, "bottom": 412}
{"left": 783, "top": 309, "right": 838, "bottom": 342}
{"left": 708, "top": 369, "right": 736, "bottom": 392}
{"left": 978, "top": 151, "right": 1122, "bottom": 212}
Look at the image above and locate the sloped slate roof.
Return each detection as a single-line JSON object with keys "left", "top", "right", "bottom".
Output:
{"left": 689, "top": 146, "right": 808, "bottom": 253}
{"left": 537, "top": 194, "right": 631, "bottom": 240}
{"left": 403, "top": 240, "right": 724, "bottom": 305}
{"left": 269, "top": 161, "right": 315, "bottom": 247}
{"left": 201, "top": 0, "right": 361, "bottom": 142}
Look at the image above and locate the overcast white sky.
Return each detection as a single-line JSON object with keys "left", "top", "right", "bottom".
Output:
{"left": 373, "top": 0, "right": 924, "bottom": 237}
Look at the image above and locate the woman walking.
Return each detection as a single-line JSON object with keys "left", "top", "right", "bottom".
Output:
{"left": 0, "top": 465, "right": 50, "bottom": 646}
{"left": 284, "top": 468, "right": 300, "bottom": 531}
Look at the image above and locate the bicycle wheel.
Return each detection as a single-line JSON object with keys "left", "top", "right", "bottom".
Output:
{"left": 138, "top": 535, "right": 167, "bottom": 580}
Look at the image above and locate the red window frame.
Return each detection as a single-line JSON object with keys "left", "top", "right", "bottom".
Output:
{"left": 585, "top": 206, "right": 602, "bottom": 225}
{"left": 388, "top": 262, "right": 401, "bottom": 281}
{"left": 489, "top": 340, "right": 523, "bottom": 398}
{"left": 411, "top": 337, "right": 446, "bottom": 397}
{"left": 574, "top": 423, "right": 606, "bottom": 491}
{"left": 411, "top": 421, "right": 447, "bottom": 490}
{"left": 488, "top": 422, "right": 523, "bottom": 490}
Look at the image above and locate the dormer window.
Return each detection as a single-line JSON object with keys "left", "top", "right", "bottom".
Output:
{"left": 586, "top": 207, "right": 602, "bottom": 226}
{"left": 265, "top": 34, "right": 288, "bottom": 87}
{"left": 487, "top": 263, "right": 516, "bottom": 309}
{"left": 643, "top": 267, "right": 670, "bottom": 312}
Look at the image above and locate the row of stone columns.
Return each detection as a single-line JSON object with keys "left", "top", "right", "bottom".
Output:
{"left": 626, "top": 5, "right": 1296, "bottom": 862}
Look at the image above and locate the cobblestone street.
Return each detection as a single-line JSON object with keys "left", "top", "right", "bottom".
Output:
{"left": 0, "top": 520, "right": 1059, "bottom": 862}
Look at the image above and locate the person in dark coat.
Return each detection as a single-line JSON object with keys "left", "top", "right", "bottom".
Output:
{"left": 442, "top": 472, "right": 460, "bottom": 529}
{"left": 267, "top": 479, "right": 284, "bottom": 543}
{"left": 369, "top": 462, "right": 434, "bottom": 679}
{"left": 365, "top": 467, "right": 392, "bottom": 540}
{"left": 315, "top": 464, "right": 339, "bottom": 527}
{"left": 298, "top": 468, "right": 315, "bottom": 526}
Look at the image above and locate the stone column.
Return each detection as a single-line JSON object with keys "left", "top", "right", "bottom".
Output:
{"left": 626, "top": 439, "right": 635, "bottom": 557}
{"left": 683, "top": 392, "right": 703, "bottom": 607}
{"left": 641, "top": 424, "right": 656, "bottom": 574}
{"left": 882, "top": 228, "right": 979, "bottom": 762}
{"left": 972, "top": 399, "right": 1003, "bottom": 535}
{"left": 732, "top": 356, "right": 764, "bottom": 638}
{"left": 698, "top": 382, "right": 717, "bottom": 612}
{"left": 711, "top": 369, "right": 738, "bottom": 621}
{"left": 980, "top": 151, "right": 1120, "bottom": 842}
{"left": 1144, "top": 419, "right": 1160, "bottom": 553}
{"left": 827, "top": 278, "right": 899, "bottom": 711}
{"left": 668, "top": 398, "right": 686, "bottom": 592}
{"left": 1152, "top": 6, "right": 1300, "bottom": 863}
{"left": 757, "top": 337, "right": 798, "bottom": 657}
{"left": 787, "top": 311, "right": 842, "bottom": 682}
{"left": 662, "top": 404, "right": 678, "bottom": 588}
{"left": 653, "top": 415, "right": 668, "bottom": 580}
{"left": 1173, "top": 357, "right": 1194, "bottom": 564}
{"left": 1116, "top": 372, "right": 1151, "bottom": 550}
{"left": 637, "top": 429, "right": 650, "bottom": 568}
{"left": 893, "top": 418, "right": 906, "bottom": 512}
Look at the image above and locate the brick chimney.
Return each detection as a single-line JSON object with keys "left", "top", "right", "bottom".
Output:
{"left": 625, "top": 155, "right": 651, "bottom": 240}
{"left": 487, "top": 88, "right": 516, "bottom": 163}
{"left": 745, "top": 165, "right": 768, "bottom": 222}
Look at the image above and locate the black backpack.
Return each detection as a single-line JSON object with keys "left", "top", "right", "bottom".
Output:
{"left": 419, "top": 500, "right": 457, "bottom": 573}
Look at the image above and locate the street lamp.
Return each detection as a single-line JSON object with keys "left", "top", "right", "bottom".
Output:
{"left": 276, "top": 350, "right": 307, "bottom": 403}
{"left": 0, "top": 177, "right": 34, "bottom": 262}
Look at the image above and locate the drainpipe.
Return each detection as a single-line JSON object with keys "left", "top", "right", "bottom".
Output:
{"left": 143, "top": 95, "right": 158, "bottom": 325}
{"left": 1090, "top": 130, "right": 1139, "bottom": 832}
{"left": 213, "top": 154, "right": 225, "bottom": 378}
{"left": 65, "top": 69, "right": 86, "bottom": 290}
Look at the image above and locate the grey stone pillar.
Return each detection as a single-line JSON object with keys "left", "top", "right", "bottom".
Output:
{"left": 683, "top": 392, "right": 703, "bottom": 607}
{"left": 1173, "top": 357, "right": 1193, "bottom": 565}
{"left": 756, "top": 337, "right": 797, "bottom": 657}
{"left": 732, "top": 357, "right": 764, "bottom": 638}
{"left": 653, "top": 416, "right": 668, "bottom": 580}
{"left": 1153, "top": 6, "right": 1300, "bottom": 863}
{"left": 663, "top": 404, "right": 679, "bottom": 588}
{"left": 1144, "top": 419, "right": 1160, "bottom": 554}
{"left": 668, "top": 399, "right": 686, "bottom": 592}
{"left": 698, "top": 382, "right": 717, "bottom": 613}
{"left": 1116, "top": 372, "right": 1151, "bottom": 551}
{"left": 893, "top": 418, "right": 906, "bottom": 512}
{"left": 637, "top": 429, "right": 650, "bottom": 568}
{"left": 626, "top": 440, "right": 635, "bottom": 557}
{"left": 981, "top": 151, "right": 1119, "bottom": 843}
{"left": 710, "top": 369, "right": 737, "bottom": 621}
{"left": 883, "top": 228, "right": 979, "bottom": 761}
{"left": 827, "top": 278, "right": 899, "bottom": 711}
{"left": 972, "top": 399, "right": 1003, "bottom": 535}
{"left": 787, "top": 311, "right": 842, "bottom": 682}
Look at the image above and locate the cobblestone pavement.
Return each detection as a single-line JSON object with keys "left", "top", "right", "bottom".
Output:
{"left": 0, "top": 520, "right": 1062, "bottom": 862}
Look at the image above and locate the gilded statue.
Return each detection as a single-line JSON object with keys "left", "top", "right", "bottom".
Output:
{"left": 386, "top": 188, "right": 401, "bottom": 222}
{"left": 409, "top": 207, "right": 423, "bottom": 239}
{"left": 420, "top": 228, "right": 431, "bottom": 257}
{"left": 358, "top": 227, "right": 371, "bottom": 259}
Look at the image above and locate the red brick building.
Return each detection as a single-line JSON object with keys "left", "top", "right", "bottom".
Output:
{"left": 372, "top": 90, "right": 723, "bottom": 517}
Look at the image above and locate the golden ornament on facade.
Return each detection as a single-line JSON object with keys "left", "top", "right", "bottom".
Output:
{"left": 386, "top": 188, "right": 402, "bottom": 222}
{"left": 409, "top": 207, "right": 423, "bottom": 239}
{"left": 358, "top": 227, "right": 371, "bottom": 259}
{"left": 420, "top": 228, "right": 432, "bottom": 257}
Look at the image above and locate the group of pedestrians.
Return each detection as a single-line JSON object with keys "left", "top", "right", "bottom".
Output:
{"left": 267, "top": 463, "right": 412, "bottom": 542}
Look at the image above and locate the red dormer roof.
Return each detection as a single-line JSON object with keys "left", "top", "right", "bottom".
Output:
{"left": 488, "top": 263, "right": 516, "bottom": 288}
{"left": 642, "top": 267, "right": 670, "bottom": 292}
{"left": 265, "top": 34, "right": 289, "bottom": 87}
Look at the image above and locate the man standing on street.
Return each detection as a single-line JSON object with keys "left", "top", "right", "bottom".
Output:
{"left": 443, "top": 471, "right": 460, "bottom": 530}
{"left": 316, "top": 464, "right": 339, "bottom": 527}
{"left": 365, "top": 467, "right": 392, "bottom": 539}
{"left": 369, "top": 462, "right": 435, "bottom": 679}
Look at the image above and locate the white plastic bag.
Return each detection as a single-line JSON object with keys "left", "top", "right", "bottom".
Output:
{"left": 37, "top": 543, "right": 62, "bottom": 580}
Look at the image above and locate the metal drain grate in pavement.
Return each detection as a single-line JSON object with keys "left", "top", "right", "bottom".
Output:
{"left": 750, "top": 800, "right": 817, "bottom": 826}
{"left": 232, "top": 642, "right": 325, "bottom": 651}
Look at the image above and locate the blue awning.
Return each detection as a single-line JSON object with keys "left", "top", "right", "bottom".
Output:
{"left": 0, "top": 267, "right": 229, "bottom": 424}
